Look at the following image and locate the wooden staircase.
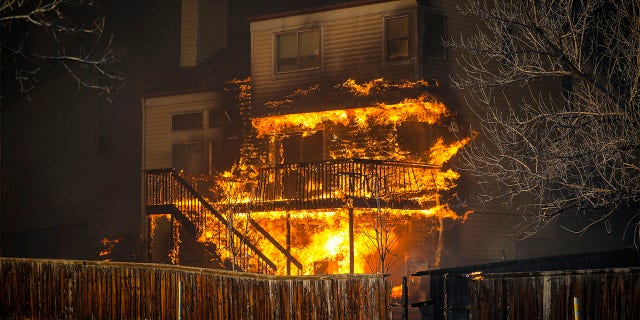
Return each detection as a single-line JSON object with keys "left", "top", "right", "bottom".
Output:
{"left": 144, "top": 169, "right": 302, "bottom": 274}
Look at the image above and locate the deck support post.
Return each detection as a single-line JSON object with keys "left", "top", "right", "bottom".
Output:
{"left": 286, "top": 211, "right": 291, "bottom": 275}
{"left": 349, "top": 205, "right": 354, "bottom": 274}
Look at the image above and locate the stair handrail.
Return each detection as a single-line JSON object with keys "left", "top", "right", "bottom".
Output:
{"left": 145, "top": 169, "right": 277, "bottom": 272}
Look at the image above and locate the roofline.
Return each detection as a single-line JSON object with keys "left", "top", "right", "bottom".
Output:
{"left": 412, "top": 247, "right": 639, "bottom": 276}
{"left": 246, "top": 0, "right": 393, "bottom": 22}
{"left": 142, "top": 85, "right": 224, "bottom": 99}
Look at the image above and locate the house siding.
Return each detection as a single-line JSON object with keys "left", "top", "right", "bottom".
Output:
{"left": 143, "top": 91, "right": 224, "bottom": 170}
{"left": 250, "top": 0, "right": 418, "bottom": 110}
{"left": 198, "top": 0, "right": 227, "bottom": 63}
{"left": 180, "top": 0, "right": 198, "bottom": 67}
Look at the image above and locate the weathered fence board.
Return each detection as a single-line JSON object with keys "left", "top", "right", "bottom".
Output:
{"left": 0, "top": 258, "right": 391, "bottom": 320}
{"left": 469, "top": 268, "right": 640, "bottom": 320}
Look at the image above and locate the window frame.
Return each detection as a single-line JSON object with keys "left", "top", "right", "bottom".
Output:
{"left": 384, "top": 14, "right": 413, "bottom": 62}
{"left": 274, "top": 27, "right": 321, "bottom": 74}
{"left": 422, "top": 12, "right": 447, "bottom": 60}
{"left": 172, "top": 140, "right": 207, "bottom": 174}
{"left": 171, "top": 111, "right": 204, "bottom": 132}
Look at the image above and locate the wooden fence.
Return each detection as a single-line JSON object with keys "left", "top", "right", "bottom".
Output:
{"left": 412, "top": 248, "right": 640, "bottom": 320}
{"left": 468, "top": 268, "right": 640, "bottom": 320}
{"left": 0, "top": 258, "right": 391, "bottom": 320}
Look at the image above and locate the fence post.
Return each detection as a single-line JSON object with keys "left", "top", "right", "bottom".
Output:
{"left": 178, "top": 280, "right": 182, "bottom": 320}
{"left": 402, "top": 276, "right": 408, "bottom": 320}
{"left": 542, "top": 276, "right": 551, "bottom": 320}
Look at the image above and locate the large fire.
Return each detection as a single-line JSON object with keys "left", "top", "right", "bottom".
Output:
{"left": 164, "top": 78, "right": 472, "bottom": 276}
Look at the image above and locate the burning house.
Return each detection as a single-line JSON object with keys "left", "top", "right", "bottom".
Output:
{"left": 141, "top": 0, "right": 532, "bottom": 281}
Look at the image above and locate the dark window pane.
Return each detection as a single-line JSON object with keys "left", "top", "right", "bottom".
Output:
{"left": 173, "top": 142, "right": 206, "bottom": 173}
{"left": 387, "top": 16, "right": 409, "bottom": 39}
{"left": 298, "top": 29, "right": 320, "bottom": 69}
{"left": 277, "top": 29, "right": 320, "bottom": 72}
{"left": 386, "top": 16, "right": 411, "bottom": 60}
{"left": 387, "top": 39, "right": 409, "bottom": 60}
{"left": 301, "top": 131, "right": 324, "bottom": 162}
{"left": 282, "top": 131, "right": 324, "bottom": 164}
{"left": 282, "top": 133, "right": 302, "bottom": 164}
{"left": 172, "top": 112, "right": 203, "bottom": 131}
{"left": 424, "top": 13, "right": 446, "bottom": 59}
{"left": 277, "top": 33, "right": 298, "bottom": 72}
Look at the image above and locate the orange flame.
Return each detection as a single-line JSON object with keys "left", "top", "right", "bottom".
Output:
{"left": 187, "top": 78, "right": 473, "bottom": 275}
{"left": 252, "top": 95, "right": 447, "bottom": 138}
{"left": 391, "top": 285, "right": 403, "bottom": 299}
{"left": 98, "top": 237, "right": 122, "bottom": 261}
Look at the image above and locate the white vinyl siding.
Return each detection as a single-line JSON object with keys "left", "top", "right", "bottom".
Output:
{"left": 143, "top": 91, "right": 224, "bottom": 170}
{"left": 250, "top": 0, "right": 418, "bottom": 109}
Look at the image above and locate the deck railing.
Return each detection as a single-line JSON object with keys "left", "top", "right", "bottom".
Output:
{"left": 145, "top": 169, "right": 278, "bottom": 274}
{"left": 254, "top": 158, "right": 440, "bottom": 211}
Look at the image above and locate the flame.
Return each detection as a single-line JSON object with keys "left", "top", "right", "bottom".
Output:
{"left": 252, "top": 95, "right": 447, "bottom": 138}
{"left": 169, "top": 77, "right": 473, "bottom": 276}
{"left": 168, "top": 221, "right": 181, "bottom": 265}
{"left": 427, "top": 137, "right": 472, "bottom": 166}
{"left": 391, "top": 285, "right": 403, "bottom": 299}
{"left": 338, "top": 78, "right": 434, "bottom": 96}
{"left": 98, "top": 237, "right": 122, "bottom": 261}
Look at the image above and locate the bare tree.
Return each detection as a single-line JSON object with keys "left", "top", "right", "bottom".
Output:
{"left": 450, "top": 0, "right": 640, "bottom": 242}
{"left": 359, "top": 173, "right": 403, "bottom": 274}
{"left": 1, "top": 0, "right": 123, "bottom": 100}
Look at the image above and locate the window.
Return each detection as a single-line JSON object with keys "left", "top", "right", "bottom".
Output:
{"left": 208, "top": 109, "right": 232, "bottom": 128}
{"left": 276, "top": 28, "right": 320, "bottom": 73}
{"left": 423, "top": 13, "right": 446, "bottom": 59}
{"left": 172, "top": 112, "right": 203, "bottom": 131}
{"left": 385, "top": 15, "right": 412, "bottom": 61}
{"left": 282, "top": 131, "right": 324, "bottom": 164}
{"left": 172, "top": 142, "right": 206, "bottom": 173}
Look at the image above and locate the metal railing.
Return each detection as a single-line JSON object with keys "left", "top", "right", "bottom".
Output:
{"left": 145, "top": 169, "right": 279, "bottom": 274}
{"left": 254, "top": 158, "right": 440, "bottom": 210}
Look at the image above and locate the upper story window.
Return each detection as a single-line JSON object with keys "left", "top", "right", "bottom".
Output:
{"left": 423, "top": 13, "right": 446, "bottom": 59}
{"left": 172, "top": 112, "right": 203, "bottom": 131}
{"left": 276, "top": 28, "right": 320, "bottom": 73}
{"left": 385, "top": 15, "right": 412, "bottom": 61}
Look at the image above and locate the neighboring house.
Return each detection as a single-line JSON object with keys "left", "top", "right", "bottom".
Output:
{"left": 1, "top": 1, "right": 181, "bottom": 260}
{"left": 141, "top": 0, "right": 631, "bottom": 280}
